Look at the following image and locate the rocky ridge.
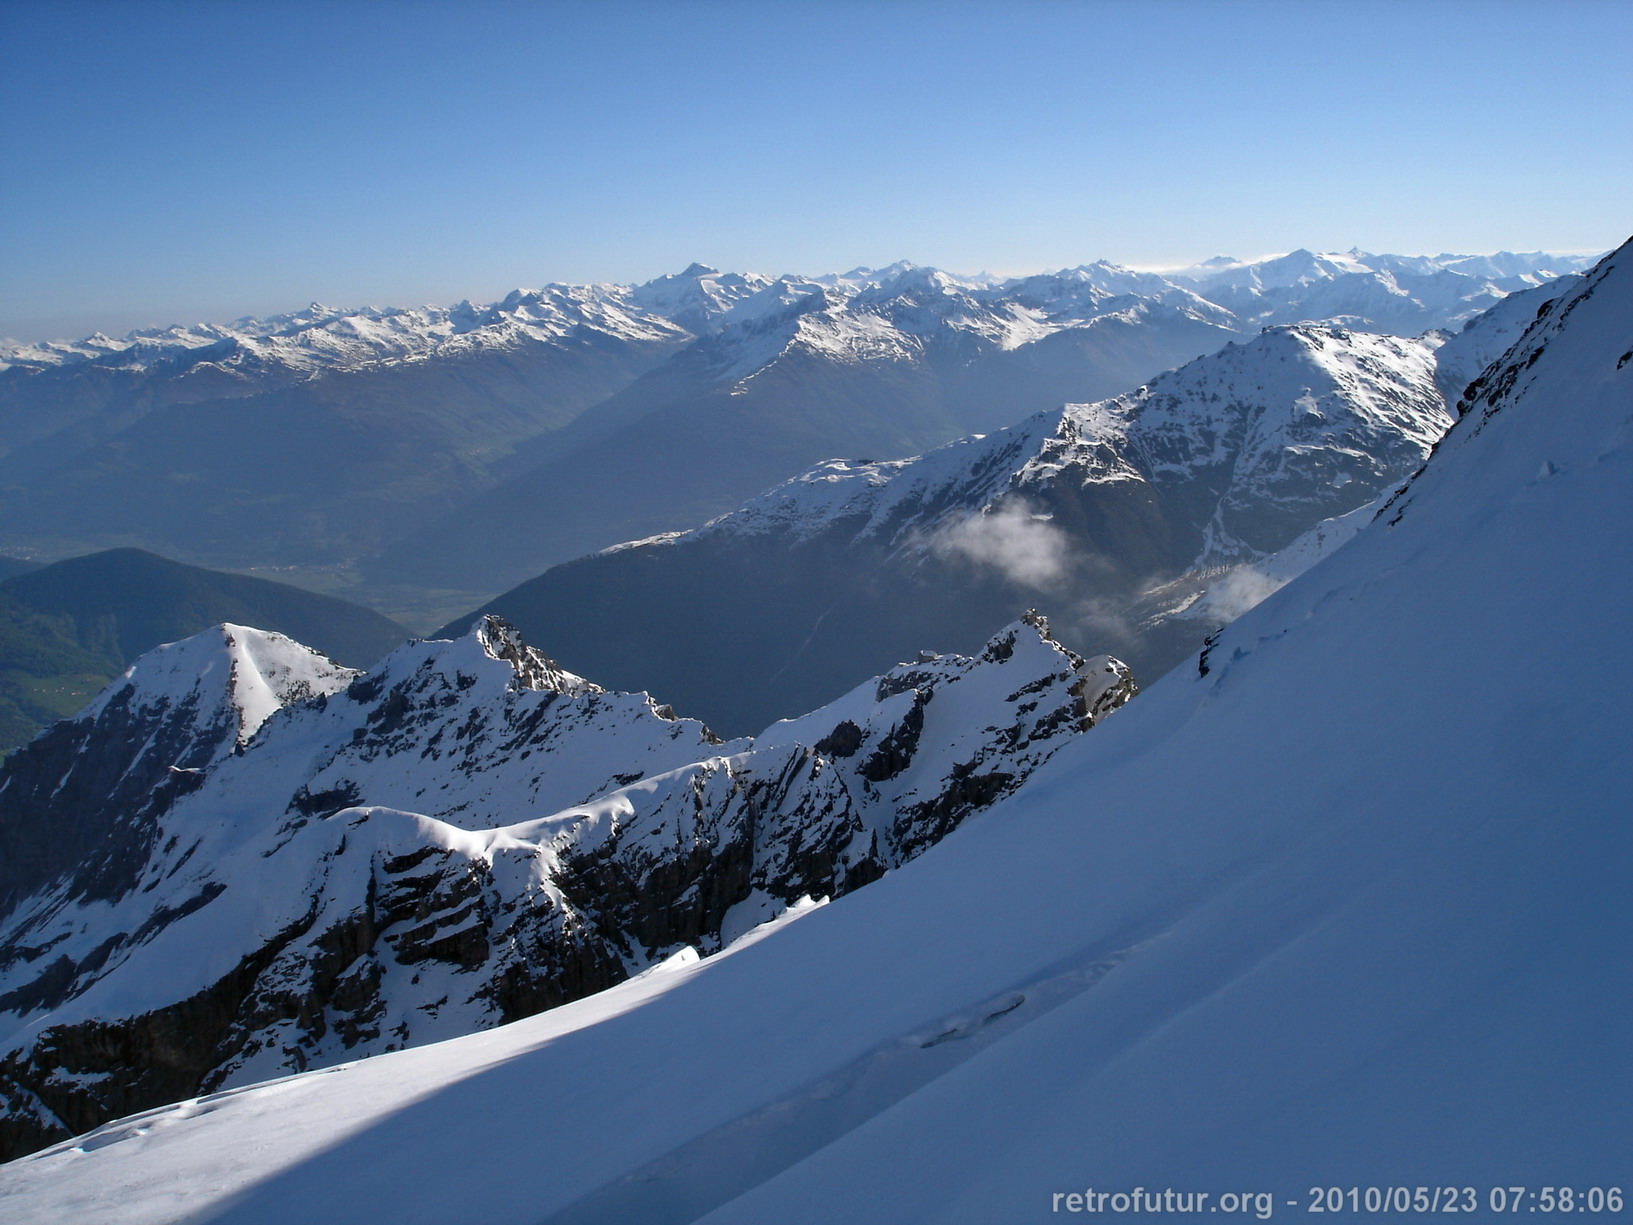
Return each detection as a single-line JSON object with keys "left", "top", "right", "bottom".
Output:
{"left": 0, "top": 613, "right": 1132, "bottom": 1159}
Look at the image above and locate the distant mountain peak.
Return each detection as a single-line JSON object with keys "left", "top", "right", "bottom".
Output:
{"left": 85, "top": 622, "right": 357, "bottom": 747}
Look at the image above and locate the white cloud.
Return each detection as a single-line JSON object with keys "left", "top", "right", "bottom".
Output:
{"left": 928, "top": 502, "right": 1070, "bottom": 590}
{"left": 1196, "top": 566, "right": 1289, "bottom": 621}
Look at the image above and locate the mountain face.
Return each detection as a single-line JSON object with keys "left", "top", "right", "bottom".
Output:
{"left": 0, "top": 613, "right": 1132, "bottom": 1160}
{"left": 374, "top": 251, "right": 1588, "bottom": 591}
{"left": 0, "top": 548, "right": 408, "bottom": 756}
{"left": 1430, "top": 274, "right": 1583, "bottom": 403}
{"left": 442, "top": 322, "right": 1453, "bottom": 735}
{"left": 0, "top": 251, "right": 1589, "bottom": 595}
{"left": 362, "top": 272, "right": 1245, "bottom": 590}
{"left": 0, "top": 625, "right": 359, "bottom": 914}
{"left": 5, "top": 241, "right": 1620, "bottom": 1225}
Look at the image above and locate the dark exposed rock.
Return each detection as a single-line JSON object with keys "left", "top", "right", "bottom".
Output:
{"left": 813, "top": 719, "right": 864, "bottom": 757}
{"left": 859, "top": 692, "right": 928, "bottom": 782}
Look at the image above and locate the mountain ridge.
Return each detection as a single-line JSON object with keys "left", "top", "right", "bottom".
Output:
{"left": 3, "top": 248, "right": 1593, "bottom": 364}
{"left": 0, "top": 612, "right": 1133, "bottom": 1159}
{"left": 0, "top": 250, "right": 1594, "bottom": 595}
{"left": 438, "top": 320, "right": 1456, "bottom": 733}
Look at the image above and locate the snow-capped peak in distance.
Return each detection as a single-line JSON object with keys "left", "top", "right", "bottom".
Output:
{"left": 672, "top": 318, "right": 1446, "bottom": 574}
{"left": 0, "top": 283, "right": 688, "bottom": 379}
{"left": 859, "top": 265, "right": 987, "bottom": 298}
{"left": 1034, "top": 259, "right": 1199, "bottom": 298}
{"left": 1177, "top": 246, "right": 1375, "bottom": 290}
{"left": 626, "top": 263, "right": 775, "bottom": 335}
{"left": 0, "top": 246, "right": 1596, "bottom": 593}
{"left": 684, "top": 320, "right": 1449, "bottom": 565}
{"left": 1, "top": 248, "right": 1598, "bottom": 374}
{"left": 451, "top": 314, "right": 1458, "bottom": 740}
{"left": 808, "top": 259, "right": 921, "bottom": 290}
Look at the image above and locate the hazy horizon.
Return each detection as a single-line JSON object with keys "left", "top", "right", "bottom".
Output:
{"left": 3, "top": 241, "right": 1618, "bottom": 348}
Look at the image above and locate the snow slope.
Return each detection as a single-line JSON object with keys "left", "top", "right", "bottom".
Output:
{"left": 3, "top": 239, "right": 1623, "bottom": 1221}
{"left": 1431, "top": 274, "right": 1583, "bottom": 404}
{"left": 81, "top": 621, "right": 358, "bottom": 745}
{"left": 0, "top": 625, "right": 357, "bottom": 914}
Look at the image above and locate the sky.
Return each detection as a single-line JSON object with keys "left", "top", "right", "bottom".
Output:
{"left": 2, "top": 0, "right": 1630, "bottom": 341}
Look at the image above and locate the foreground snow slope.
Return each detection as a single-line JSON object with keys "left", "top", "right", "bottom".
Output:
{"left": 1, "top": 242, "right": 1629, "bottom": 1220}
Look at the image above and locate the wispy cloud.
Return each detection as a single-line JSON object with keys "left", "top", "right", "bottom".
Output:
{"left": 927, "top": 502, "right": 1070, "bottom": 590}
{"left": 1197, "top": 566, "right": 1289, "bottom": 621}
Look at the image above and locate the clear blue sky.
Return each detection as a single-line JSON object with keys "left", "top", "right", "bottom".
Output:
{"left": 3, "top": 0, "right": 1629, "bottom": 340}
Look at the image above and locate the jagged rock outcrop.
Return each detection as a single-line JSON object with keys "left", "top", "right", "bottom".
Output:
{"left": 0, "top": 613, "right": 1131, "bottom": 1159}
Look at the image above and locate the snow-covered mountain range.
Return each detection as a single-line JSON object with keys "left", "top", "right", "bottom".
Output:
{"left": 0, "top": 611, "right": 1132, "bottom": 1159}
{"left": 443, "top": 314, "right": 1479, "bottom": 733}
{"left": 0, "top": 250, "right": 1594, "bottom": 595}
{"left": 2, "top": 248, "right": 1588, "bottom": 379}
{"left": 2, "top": 236, "right": 1620, "bottom": 1225}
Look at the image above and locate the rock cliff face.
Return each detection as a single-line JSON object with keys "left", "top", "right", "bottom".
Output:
{"left": 0, "top": 614, "right": 1131, "bottom": 1159}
